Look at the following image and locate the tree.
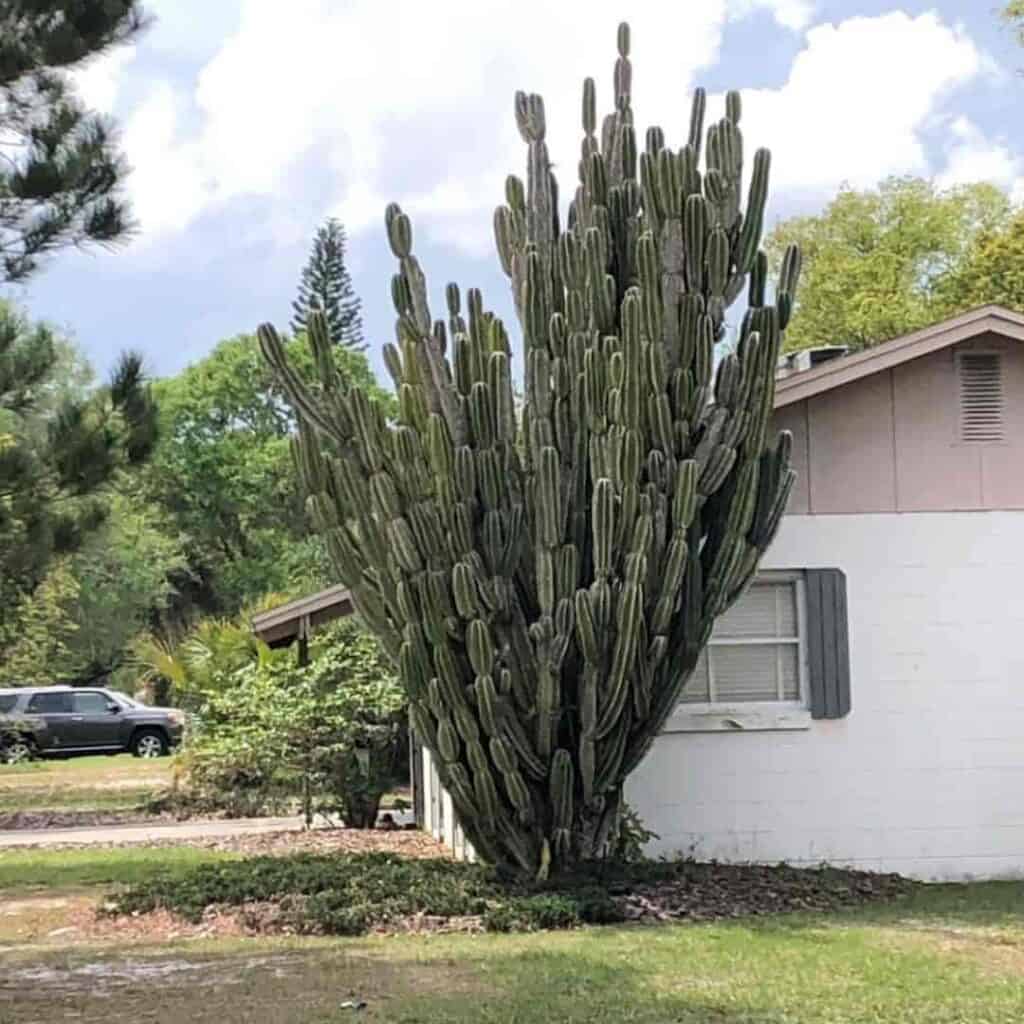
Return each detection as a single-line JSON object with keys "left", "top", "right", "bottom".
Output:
{"left": 764, "top": 178, "right": 1011, "bottom": 352}
{"left": 261, "top": 24, "right": 799, "bottom": 875}
{"left": 0, "top": 303, "right": 157, "bottom": 627}
{"left": 0, "top": 559, "right": 80, "bottom": 684}
{"left": 1004, "top": 2, "right": 1024, "bottom": 47}
{"left": 935, "top": 210, "right": 1024, "bottom": 314}
{"left": 140, "top": 332, "right": 392, "bottom": 618}
{"left": 181, "top": 619, "right": 405, "bottom": 827}
{"left": 0, "top": 0, "right": 148, "bottom": 282}
{"left": 0, "top": 494, "right": 187, "bottom": 685}
{"left": 291, "top": 219, "right": 365, "bottom": 350}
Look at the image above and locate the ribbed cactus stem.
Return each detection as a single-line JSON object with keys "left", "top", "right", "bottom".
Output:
{"left": 259, "top": 21, "right": 797, "bottom": 876}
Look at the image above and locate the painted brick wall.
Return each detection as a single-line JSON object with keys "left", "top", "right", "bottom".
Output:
{"left": 627, "top": 510, "right": 1024, "bottom": 881}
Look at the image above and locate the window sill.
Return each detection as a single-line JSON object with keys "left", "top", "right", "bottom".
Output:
{"left": 663, "top": 703, "right": 812, "bottom": 734}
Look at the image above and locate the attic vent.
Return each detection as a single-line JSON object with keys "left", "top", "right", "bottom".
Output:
{"left": 959, "top": 353, "right": 1003, "bottom": 443}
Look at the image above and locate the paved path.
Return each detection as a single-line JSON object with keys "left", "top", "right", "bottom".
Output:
{"left": 0, "top": 809, "right": 416, "bottom": 848}
{"left": 0, "top": 815, "right": 328, "bottom": 848}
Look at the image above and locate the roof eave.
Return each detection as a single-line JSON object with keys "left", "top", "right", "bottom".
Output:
{"left": 774, "top": 306, "right": 1024, "bottom": 409}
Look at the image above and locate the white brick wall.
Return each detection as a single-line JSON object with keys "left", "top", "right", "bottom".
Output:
{"left": 627, "top": 511, "right": 1024, "bottom": 881}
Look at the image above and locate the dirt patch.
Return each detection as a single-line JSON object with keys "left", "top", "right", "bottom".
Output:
{"left": 0, "top": 943, "right": 479, "bottom": 1024}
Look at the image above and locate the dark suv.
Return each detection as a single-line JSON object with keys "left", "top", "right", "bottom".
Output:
{"left": 0, "top": 686, "right": 184, "bottom": 762}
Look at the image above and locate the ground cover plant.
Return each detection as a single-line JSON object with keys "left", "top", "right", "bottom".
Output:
{"left": 105, "top": 852, "right": 914, "bottom": 936}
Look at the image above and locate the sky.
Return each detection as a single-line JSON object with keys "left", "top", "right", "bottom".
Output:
{"left": 9, "top": 0, "right": 1024, "bottom": 386}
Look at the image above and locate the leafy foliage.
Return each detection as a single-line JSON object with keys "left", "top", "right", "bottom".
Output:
{"left": 53, "top": 496, "right": 187, "bottom": 682}
{"left": 936, "top": 210, "right": 1024, "bottom": 314}
{"left": 292, "top": 218, "right": 365, "bottom": 350}
{"left": 765, "top": 178, "right": 1013, "bottom": 352}
{"left": 133, "top": 598, "right": 284, "bottom": 706}
{"left": 106, "top": 851, "right": 913, "bottom": 936}
{"left": 168, "top": 618, "right": 406, "bottom": 827}
{"left": 0, "top": 0, "right": 148, "bottom": 281}
{"left": 0, "top": 560, "right": 80, "bottom": 684}
{"left": 0, "top": 303, "right": 157, "bottom": 645}
{"left": 140, "top": 332, "right": 391, "bottom": 618}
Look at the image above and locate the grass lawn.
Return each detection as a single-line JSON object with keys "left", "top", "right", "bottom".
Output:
{"left": 0, "top": 844, "right": 237, "bottom": 893}
{"left": 0, "top": 882, "right": 1021, "bottom": 1022}
{"left": 0, "top": 755, "right": 409, "bottom": 820}
{"left": 0, "top": 842, "right": 1021, "bottom": 1024}
{"left": 0, "top": 753, "right": 173, "bottom": 815}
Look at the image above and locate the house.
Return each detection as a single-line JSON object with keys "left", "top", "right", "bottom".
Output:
{"left": 255, "top": 305, "right": 1024, "bottom": 881}
{"left": 628, "top": 304, "right": 1024, "bottom": 881}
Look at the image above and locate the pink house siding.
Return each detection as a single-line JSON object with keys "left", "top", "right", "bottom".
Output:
{"left": 777, "top": 331, "right": 1024, "bottom": 514}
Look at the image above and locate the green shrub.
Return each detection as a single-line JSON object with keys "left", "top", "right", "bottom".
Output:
{"left": 170, "top": 618, "right": 406, "bottom": 824}
{"left": 108, "top": 852, "right": 627, "bottom": 933}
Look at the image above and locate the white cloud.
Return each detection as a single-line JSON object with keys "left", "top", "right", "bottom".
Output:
{"left": 738, "top": 12, "right": 988, "bottom": 200}
{"left": 114, "top": 3, "right": 1015, "bottom": 254}
{"left": 733, "top": 0, "right": 816, "bottom": 31}
{"left": 112, "top": 0, "right": 747, "bottom": 242}
{"left": 122, "top": 83, "right": 209, "bottom": 236}
{"left": 70, "top": 46, "right": 137, "bottom": 114}
{"left": 937, "top": 115, "right": 1024, "bottom": 201}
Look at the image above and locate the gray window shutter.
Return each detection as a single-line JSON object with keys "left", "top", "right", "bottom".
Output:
{"left": 805, "top": 569, "right": 851, "bottom": 719}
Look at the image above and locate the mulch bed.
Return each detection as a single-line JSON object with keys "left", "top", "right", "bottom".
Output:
{"left": 605, "top": 860, "right": 914, "bottom": 923}
{"left": 213, "top": 859, "right": 916, "bottom": 937}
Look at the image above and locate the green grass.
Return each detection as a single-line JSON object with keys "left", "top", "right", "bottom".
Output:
{"left": 1, "top": 883, "right": 1022, "bottom": 1023}
{"left": 0, "top": 844, "right": 237, "bottom": 892}
{"left": 0, "top": 753, "right": 173, "bottom": 815}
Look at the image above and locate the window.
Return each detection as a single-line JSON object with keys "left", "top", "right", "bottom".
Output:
{"left": 959, "top": 352, "right": 1003, "bottom": 443}
{"left": 72, "top": 692, "right": 114, "bottom": 715}
{"left": 26, "top": 692, "right": 71, "bottom": 714}
{"left": 0, "top": 696, "right": 17, "bottom": 713}
{"left": 681, "top": 573, "right": 805, "bottom": 705}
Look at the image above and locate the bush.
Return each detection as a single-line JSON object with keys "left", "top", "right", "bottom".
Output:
{"left": 171, "top": 618, "right": 406, "bottom": 824}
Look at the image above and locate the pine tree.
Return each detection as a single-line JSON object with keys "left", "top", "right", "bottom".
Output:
{"left": 0, "top": 1, "right": 148, "bottom": 282}
{"left": 291, "top": 219, "right": 365, "bottom": 350}
{"left": 0, "top": 302, "right": 158, "bottom": 622}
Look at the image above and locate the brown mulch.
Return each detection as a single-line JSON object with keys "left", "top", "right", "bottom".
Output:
{"left": 195, "top": 827, "right": 447, "bottom": 858}
{"left": 18, "top": 826, "right": 449, "bottom": 858}
{"left": 604, "top": 860, "right": 916, "bottom": 923}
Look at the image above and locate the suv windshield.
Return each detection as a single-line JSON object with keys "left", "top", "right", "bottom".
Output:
{"left": 110, "top": 691, "right": 140, "bottom": 708}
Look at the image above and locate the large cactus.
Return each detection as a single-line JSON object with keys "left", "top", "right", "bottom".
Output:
{"left": 258, "top": 23, "right": 799, "bottom": 876}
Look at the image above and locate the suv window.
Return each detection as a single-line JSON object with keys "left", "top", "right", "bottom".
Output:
{"left": 0, "top": 695, "right": 17, "bottom": 713}
{"left": 27, "top": 692, "right": 71, "bottom": 714}
{"left": 72, "top": 692, "right": 114, "bottom": 715}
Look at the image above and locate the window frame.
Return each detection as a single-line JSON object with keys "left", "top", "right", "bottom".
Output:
{"left": 26, "top": 692, "right": 72, "bottom": 715}
{"left": 71, "top": 691, "right": 117, "bottom": 716}
{"left": 666, "top": 570, "right": 813, "bottom": 734}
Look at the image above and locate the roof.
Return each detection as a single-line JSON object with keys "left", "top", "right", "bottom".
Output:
{"left": 773, "top": 305, "right": 1024, "bottom": 408}
{"left": 250, "top": 584, "right": 353, "bottom": 646}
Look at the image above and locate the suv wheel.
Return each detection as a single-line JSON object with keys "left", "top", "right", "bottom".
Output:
{"left": 2, "top": 740, "right": 34, "bottom": 765}
{"left": 131, "top": 730, "right": 168, "bottom": 758}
